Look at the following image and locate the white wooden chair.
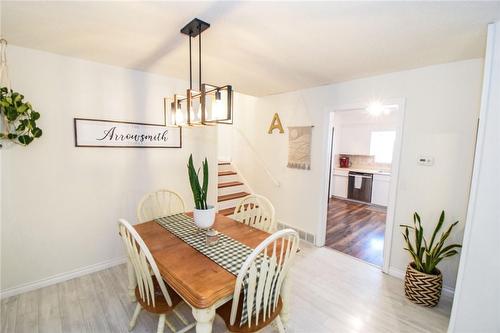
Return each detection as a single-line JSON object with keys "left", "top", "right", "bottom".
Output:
{"left": 216, "top": 229, "right": 299, "bottom": 333}
{"left": 118, "top": 219, "right": 195, "bottom": 333}
{"left": 137, "top": 189, "right": 186, "bottom": 223}
{"left": 233, "top": 194, "right": 276, "bottom": 232}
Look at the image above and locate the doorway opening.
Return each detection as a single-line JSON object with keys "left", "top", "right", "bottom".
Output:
{"left": 323, "top": 100, "right": 404, "bottom": 270}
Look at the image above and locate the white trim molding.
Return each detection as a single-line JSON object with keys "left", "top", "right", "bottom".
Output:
{"left": 448, "top": 22, "right": 500, "bottom": 333}
{"left": 316, "top": 98, "right": 407, "bottom": 275}
{"left": 0, "top": 256, "right": 127, "bottom": 299}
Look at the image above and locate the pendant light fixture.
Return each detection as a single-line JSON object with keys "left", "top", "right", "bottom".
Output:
{"left": 166, "top": 18, "right": 233, "bottom": 126}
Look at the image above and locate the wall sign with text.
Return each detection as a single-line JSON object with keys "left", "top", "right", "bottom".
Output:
{"left": 74, "top": 118, "right": 182, "bottom": 148}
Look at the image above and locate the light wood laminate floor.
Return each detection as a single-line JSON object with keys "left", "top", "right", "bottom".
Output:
{"left": 1, "top": 243, "right": 451, "bottom": 333}
{"left": 326, "top": 197, "right": 387, "bottom": 266}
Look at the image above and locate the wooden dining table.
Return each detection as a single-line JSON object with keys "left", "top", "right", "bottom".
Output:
{"left": 127, "top": 213, "right": 291, "bottom": 333}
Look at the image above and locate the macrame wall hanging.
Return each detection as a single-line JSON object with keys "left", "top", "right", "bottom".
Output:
{"left": 287, "top": 126, "right": 313, "bottom": 170}
{"left": 287, "top": 93, "right": 314, "bottom": 170}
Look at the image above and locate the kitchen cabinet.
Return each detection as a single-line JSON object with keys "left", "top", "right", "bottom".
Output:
{"left": 371, "top": 174, "right": 391, "bottom": 206}
{"left": 336, "top": 126, "right": 371, "bottom": 155}
{"left": 331, "top": 169, "right": 349, "bottom": 198}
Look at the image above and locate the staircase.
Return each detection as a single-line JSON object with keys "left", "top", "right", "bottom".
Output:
{"left": 217, "top": 162, "right": 250, "bottom": 217}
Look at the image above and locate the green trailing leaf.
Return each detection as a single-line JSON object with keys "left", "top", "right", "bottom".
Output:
{"left": 32, "top": 128, "right": 42, "bottom": 138}
{"left": 400, "top": 211, "right": 461, "bottom": 274}
{"left": 17, "top": 104, "right": 28, "bottom": 113}
{"left": 7, "top": 107, "right": 18, "bottom": 121}
{"left": 0, "top": 87, "right": 42, "bottom": 145}
{"left": 16, "top": 123, "right": 26, "bottom": 132}
{"left": 18, "top": 135, "right": 33, "bottom": 145}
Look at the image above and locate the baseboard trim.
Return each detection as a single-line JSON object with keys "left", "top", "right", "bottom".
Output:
{"left": 388, "top": 266, "right": 455, "bottom": 300}
{"left": 0, "top": 256, "right": 127, "bottom": 299}
{"left": 277, "top": 220, "right": 315, "bottom": 244}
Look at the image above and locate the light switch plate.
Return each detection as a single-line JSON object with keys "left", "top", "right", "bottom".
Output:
{"left": 417, "top": 155, "right": 434, "bottom": 166}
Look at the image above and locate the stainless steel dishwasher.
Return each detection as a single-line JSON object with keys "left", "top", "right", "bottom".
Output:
{"left": 347, "top": 171, "right": 373, "bottom": 203}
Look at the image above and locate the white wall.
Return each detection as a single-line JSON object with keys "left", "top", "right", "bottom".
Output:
{"left": 0, "top": 46, "right": 219, "bottom": 292}
{"left": 217, "top": 122, "right": 233, "bottom": 162}
{"left": 226, "top": 59, "right": 483, "bottom": 290}
{"left": 449, "top": 23, "right": 500, "bottom": 333}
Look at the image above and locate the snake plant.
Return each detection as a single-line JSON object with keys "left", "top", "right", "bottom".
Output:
{"left": 400, "top": 211, "right": 461, "bottom": 274}
{"left": 187, "top": 154, "right": 209, "bottom": 210}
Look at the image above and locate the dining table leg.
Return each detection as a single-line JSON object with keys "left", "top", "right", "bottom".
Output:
{"left": 192, "top": 306, "right": 216, "bottom": 333}
{"left": 127, "top": 256, "right": 137, "bottom": 302}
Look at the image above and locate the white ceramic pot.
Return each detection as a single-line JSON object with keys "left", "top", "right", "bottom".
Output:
{"left": 193, "top": 205, "right": 216, "bottom": 229}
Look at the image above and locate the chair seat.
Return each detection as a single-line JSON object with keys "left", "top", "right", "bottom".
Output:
{"left": 135, "top": 278, "right": 183, "bottom": 314}
{"left": 216, "top": 294, "right": 283, "bottom": 333}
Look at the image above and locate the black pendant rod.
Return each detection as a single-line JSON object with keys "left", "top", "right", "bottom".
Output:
{"left": 189, "top": 35, "right": 192, "bottom": 90}
{"left": 180, "top": 18, "right": 210, "bottom": 91}
{"left": 198, "top": 23, "right": 202, "bottom": 91}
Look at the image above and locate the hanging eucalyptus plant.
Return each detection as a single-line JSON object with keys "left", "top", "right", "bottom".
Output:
{"left": 0, "top": 87, "right": 42, "bottom": 145}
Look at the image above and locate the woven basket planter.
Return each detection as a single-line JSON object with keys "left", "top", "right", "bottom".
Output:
{"left": 404, "top": 262, "right": 442, "bottom": 307}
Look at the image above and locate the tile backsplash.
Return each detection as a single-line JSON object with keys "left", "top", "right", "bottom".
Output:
{"left": 336, "top": 154, "right": 391, "bottom": 171}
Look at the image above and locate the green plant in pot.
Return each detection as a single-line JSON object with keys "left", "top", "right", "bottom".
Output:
{"left": 0, "top": 87, "right": 42, "bottom": 146}
{"left": 187, "top": 154, "right": 215, "bottom": 229}
{"left": 401, "top": 211, "right": 461, "bottom": 307}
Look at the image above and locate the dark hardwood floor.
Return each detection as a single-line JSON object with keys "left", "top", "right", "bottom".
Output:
{"left": 326, "top": 197, "right": 386, "bottom": 267}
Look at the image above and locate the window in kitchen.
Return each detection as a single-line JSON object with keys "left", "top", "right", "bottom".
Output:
{"left": 370, "top": 130, "right": 396, "bottom": 163}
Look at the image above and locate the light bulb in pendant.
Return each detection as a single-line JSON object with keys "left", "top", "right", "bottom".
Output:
{"left": 175, "top": 102, "right": 184, "bottom": 124}
{"left": 197, "top": 104, "right": 202, "bottom": 120}
{"left": 213, "top": 90, "right": 224, "bottom": 120}
{"left": 189, "top": 105, "right": 195, "bottom": 122}
{"left": 170, "top": 102, "right": 176, "bottom": 124}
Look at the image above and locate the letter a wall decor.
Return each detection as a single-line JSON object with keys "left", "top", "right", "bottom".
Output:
{"left": 268, "top": 113, "right": 285, "bottom": 134}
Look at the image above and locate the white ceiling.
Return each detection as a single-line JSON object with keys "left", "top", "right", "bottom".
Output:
{"left": 2, "top": 1, "right": 500, "bottom": 96}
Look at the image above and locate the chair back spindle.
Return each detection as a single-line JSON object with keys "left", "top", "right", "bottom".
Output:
{"left": 233, "top": 194, "right": 276, "bottom": 232}
{"left": 118, "top": 219, "right": 173, "bottom": 308}
{"left": 137, "top": 189, "right": 185, "bottom": 223}
{"left": 231, "top": 229, "right": 299, "bottom": 327}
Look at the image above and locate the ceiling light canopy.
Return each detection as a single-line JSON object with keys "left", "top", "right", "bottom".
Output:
{"left": 166, "top": 18, "right": 233, "bottom": 126}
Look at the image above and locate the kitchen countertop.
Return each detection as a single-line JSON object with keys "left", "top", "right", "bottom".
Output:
{"left": 334, "top": 167, "right": 391, "bottom": 176}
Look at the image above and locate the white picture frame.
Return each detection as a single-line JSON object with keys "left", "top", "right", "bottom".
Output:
{"left": 74, "top": 118, "right": 182, "bottom": 148}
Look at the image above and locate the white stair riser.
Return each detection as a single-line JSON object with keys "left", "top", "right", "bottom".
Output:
{"left": 217, "top": 164, "right": 233, "bottom": 172}
{"left": 218, "top": 197, "right": 244, "bottom": 210}
{"left": 218, "top": 185, "right": 245, "bottom": 196}
{"left": 218, "top": 174, "right": 239, "bottom": 183}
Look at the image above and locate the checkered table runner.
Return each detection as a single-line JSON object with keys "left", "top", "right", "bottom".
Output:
{"left": 155, "top": 213, "right": 275, "bottom": 326}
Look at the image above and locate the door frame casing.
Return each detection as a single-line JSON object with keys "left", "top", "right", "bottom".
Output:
{"left": 316, "top": 98, "right": 406, "bottom": 274}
